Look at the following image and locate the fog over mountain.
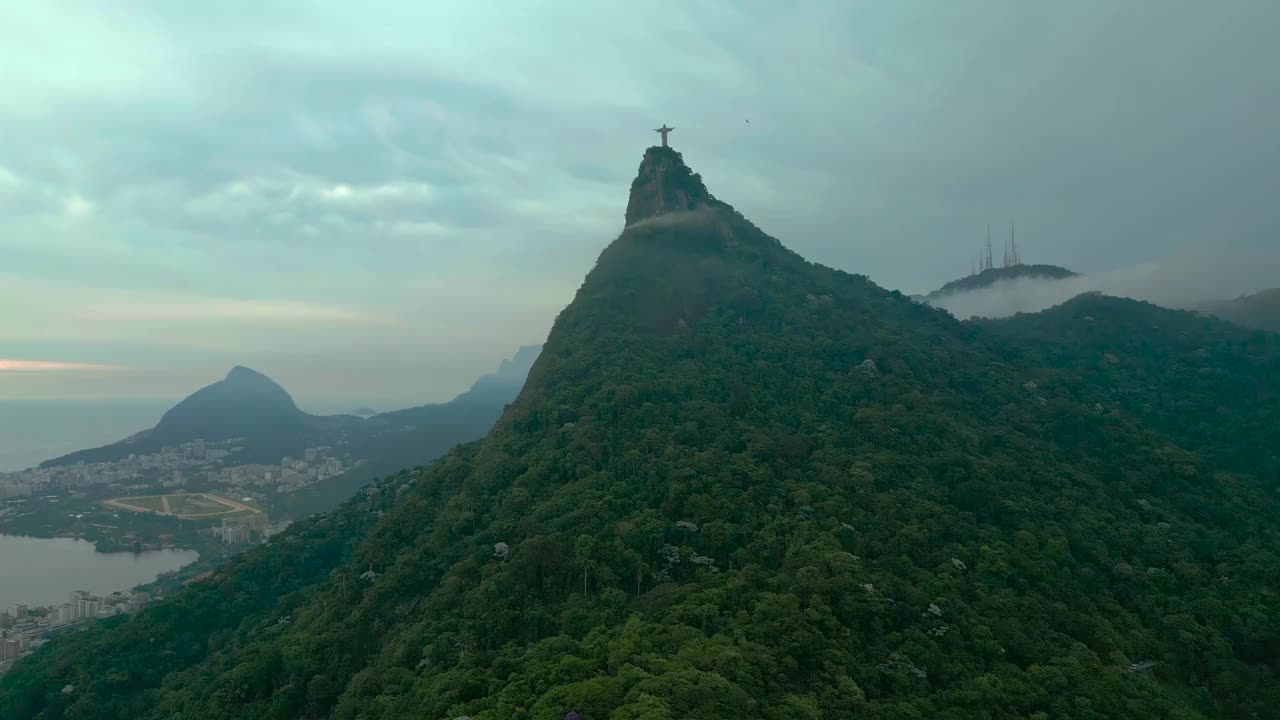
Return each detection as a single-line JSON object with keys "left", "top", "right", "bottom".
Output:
{"left": 1198, "top": 288, "right": 1280, "bottom": 333}
{"left": 927, "top": 253, "right": 1280, "bottom": 320}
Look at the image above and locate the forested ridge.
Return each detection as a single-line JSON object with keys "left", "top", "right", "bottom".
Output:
{"left": 3, "top": 147, "right": 1278, "bottom": 719}
{"left": 979, "top": 294, "right": 1279, "bottom": 476}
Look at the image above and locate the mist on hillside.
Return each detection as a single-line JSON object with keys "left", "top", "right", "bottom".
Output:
{"left": 928, "top": 254, "right": 1280, "bottom": 319}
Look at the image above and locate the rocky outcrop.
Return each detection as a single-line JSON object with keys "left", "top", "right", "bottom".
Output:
{"left": 624, "top": 146, "right": 717, "bottom": 226}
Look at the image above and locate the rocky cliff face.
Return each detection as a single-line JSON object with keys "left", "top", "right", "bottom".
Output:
{"left": 623, "top": 146, "right": 718, "bottom": 226}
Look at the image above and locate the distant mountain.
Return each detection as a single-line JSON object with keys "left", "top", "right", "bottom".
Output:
{"left": 7, "top": 149, "right": 1279, "bottom": 719}
{"left": 279, "top": 345, "right": 542, "bottom": 517}
{"left": 40, "top": 366, "right": 360, "bottom": 468}
{"left": 351, "top": 407, "right": 379, "bottom": 418}
{"left": 447, "top": 344, "right": 543, "bottom": 406}
{"left": 38, "top": 347, "right": 542, "bottom": 515}
{"left": 1197, "top": 287, "right": 1280, "bottom": 332}
{"left": 924, "top": 263, "right": 1078, "bottom": 301}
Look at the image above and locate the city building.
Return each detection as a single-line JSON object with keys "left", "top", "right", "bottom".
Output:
{"left": 70, "top": 591, "right": 89, "bottom": 620}
{"left": 247, "top": 512, "right": 269, "bottom": 533}
{"left": 1, "top": 636, "right": 27, "bottom": 660}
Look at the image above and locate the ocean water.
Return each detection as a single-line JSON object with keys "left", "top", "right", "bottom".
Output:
{"left": 0, "top": 399, "right": 171, "bottom": 471}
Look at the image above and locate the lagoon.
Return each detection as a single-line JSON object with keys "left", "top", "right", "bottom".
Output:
{"left": 0, "top": 534, "right": 197, "bottom": 608}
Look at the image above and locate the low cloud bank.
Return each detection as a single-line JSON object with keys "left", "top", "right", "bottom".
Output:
{"left": 929, "top": 254, "right": 1280, "bottom": 319}
{"left": 0, "top": 359, "right": 121, "bottom": 372}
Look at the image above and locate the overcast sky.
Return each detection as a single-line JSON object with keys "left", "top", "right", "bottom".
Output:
{"left": 1, "top": 1, "right": 1277, "bottom": 408}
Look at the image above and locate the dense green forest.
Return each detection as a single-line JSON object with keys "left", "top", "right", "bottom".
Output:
{"left": 978, "top": 294, "right": 1279, "bottom": 477}
{"left": 3, "top": 147, "right": 1278, "bottom": 719}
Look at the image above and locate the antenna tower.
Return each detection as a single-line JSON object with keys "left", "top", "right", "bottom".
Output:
{"left": 984, "top": 225, "right": 994, "bottom": 272}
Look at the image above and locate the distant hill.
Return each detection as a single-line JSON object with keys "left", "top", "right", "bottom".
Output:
{"left": 924, "top": 263, "right": 1078, "bottom": 301}
{"left": 1197, "top": 287, "right": 1280, "bottom": 332}
{"left": 278, "top": 345, "right": 542, "bottom": 517}
{"left": 40, "top": 366, "right": 360, "bottom": 468}
{"left": 39, "top": 348, "right": 543, "bottom": 512}
{"left": 444, "top": 344, "right": 542, "bottom": 407}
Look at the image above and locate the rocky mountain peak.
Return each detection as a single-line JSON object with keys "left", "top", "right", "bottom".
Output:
{"left": 225, "top": 365, "right": 272, "bottom": 383}
{"left": 624, "top": 146, "right": 717, "bottom": 226}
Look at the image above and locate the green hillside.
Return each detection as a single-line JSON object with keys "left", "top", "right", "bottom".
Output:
{"left": 3, "top": 148, "right": 1278, "bottom": 720}
{"left": 979, "top": 292, "right": 1279, "bottom": 475}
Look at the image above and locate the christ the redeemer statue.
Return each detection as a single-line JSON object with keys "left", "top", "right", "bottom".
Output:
{"left": 654, "top": 124, "right": 674, "bottom": 147}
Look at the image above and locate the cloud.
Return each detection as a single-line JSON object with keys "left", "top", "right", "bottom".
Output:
{"left": 0, "top": 274, "right": 392, "bottom": 355}
{"left": 0, "top": 3, "right": 184, "bottom": 113}
{"left": 62, "top": 193, "right": 94, "bottom": 218}
{"left": 1, "top": 1, "right": 1278, "bottom": 404}
{"left": 929, "top": 254, "right": 1280, "bottom": 320}
{"left": 79, "top": 296, "right": 387, "bottom": 324}
{"left": 0, "top": 359, "right": 122, "bottom": 372}
{"left": 0, "top": 165, "right": 67, "bottom": 218}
